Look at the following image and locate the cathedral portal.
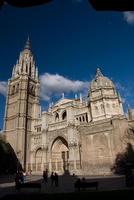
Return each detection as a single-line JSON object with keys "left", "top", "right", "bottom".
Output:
{"left": 51, "top": 137, "right": 69, "bottom": 172}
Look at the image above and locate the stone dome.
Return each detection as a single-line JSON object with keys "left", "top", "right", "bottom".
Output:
{"left": 89, "top": 68, "right": 114, "bottom": 92}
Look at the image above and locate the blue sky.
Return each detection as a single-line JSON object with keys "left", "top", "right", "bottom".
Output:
{"left": 0, "top": 0, "right": 134, "bottom": 130}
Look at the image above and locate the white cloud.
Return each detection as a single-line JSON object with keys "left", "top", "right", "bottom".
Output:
{"left": 115, "top": 82, "right": 125, "bottom": 91}
{"left": 39, "top": 73, "right": 89, "bottom": 102}
{"left": 123, "top": 11, "right": 134, "bottom": 25}
{"left": 0, "top": 81, "right": 7, "bottom": 96}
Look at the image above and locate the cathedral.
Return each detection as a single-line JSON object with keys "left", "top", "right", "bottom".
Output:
{"left": 3, "top": 37, "right": 134, "bottom": 175}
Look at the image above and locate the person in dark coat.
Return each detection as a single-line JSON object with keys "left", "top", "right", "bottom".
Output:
{"left": 54, "top": 172, "right": 59, "bottom": 186}
{"left": 50, "top": 171, "right": 55, "bottom": 186}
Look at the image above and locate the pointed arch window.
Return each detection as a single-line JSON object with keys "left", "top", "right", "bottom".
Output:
{"left": 55, "top": 112, "right": 59, "bottom": 122}
{"left": 29, "top": 63, "right": 31, "bottom": 76}
{"left": 12, "top": 85, "right": 15, "bottom": 94}
{"left": 16, "top": 83, "right": 19, "bottom": 92}
{"left": 21, "top": 60, "right": 24, "bottom": 72}
{"left": 62, "top": 110, "right": 67, "bottom": 120}
{"left": 100, "top": 104, "right": 104, "bottom": 114}
{"left": 95, "top": 106, "right": 99, "bottom": 116}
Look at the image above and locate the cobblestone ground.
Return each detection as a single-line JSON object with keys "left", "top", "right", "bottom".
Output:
{"left": 0, "top": 174, "right": 133, "bottom": 198}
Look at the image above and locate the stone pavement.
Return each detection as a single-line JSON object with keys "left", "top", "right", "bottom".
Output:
{"left": 0, "top": 174, "right": 133, "bottom": 199}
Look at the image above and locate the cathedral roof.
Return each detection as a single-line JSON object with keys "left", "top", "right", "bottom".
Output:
{"left": 89, "top": 67, "right": 114, "bottom": 92}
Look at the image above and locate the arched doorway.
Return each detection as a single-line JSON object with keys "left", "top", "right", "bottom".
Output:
{"left": 35, "top": 148, "right": 42, "bottom": 171}
{"left": 51, "top": 136, "right": 69, "bottom": 172}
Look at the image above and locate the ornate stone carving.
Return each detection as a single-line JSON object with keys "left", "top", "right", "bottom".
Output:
{"left": 42, "top": 145, "right": 48, "bottom": 150}
{"left": 68, "top": 120, "right": 75, "bottom": 127}
{"left": 69, "top": 139, "right": 77, "bottom": 147}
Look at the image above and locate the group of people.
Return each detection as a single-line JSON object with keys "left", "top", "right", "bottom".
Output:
{"left": 74, "top": 177, "right": 87, "bottom": 191}
{"left": 42, "top": 169, "right": 59, "bottom": 186}
{"left": 42, "top": 169, "right": 48, "bottom": 182}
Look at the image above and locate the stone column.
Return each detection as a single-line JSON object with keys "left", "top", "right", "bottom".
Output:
{"left": 42, "top": 145, "right": 48, "bottom": 171}
{"left": 49, "top": 159, "right": 52, "bottom": 172}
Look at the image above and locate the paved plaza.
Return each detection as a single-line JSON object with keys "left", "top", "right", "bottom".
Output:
{"left": 0, "top": 173, "right": 132, "bottom": 198}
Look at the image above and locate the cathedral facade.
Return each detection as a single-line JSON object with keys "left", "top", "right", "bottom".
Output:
{"left": 3, "top": 37, "right": 134, "bottom": 175}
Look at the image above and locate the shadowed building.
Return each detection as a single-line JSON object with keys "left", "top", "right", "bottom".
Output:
{"left": 3, "top": 37, "right": 134, "bottom": 175}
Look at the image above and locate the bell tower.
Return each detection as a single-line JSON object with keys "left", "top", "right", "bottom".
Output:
{"left": 3, "top": 36, "right": 41, "bottom": 170}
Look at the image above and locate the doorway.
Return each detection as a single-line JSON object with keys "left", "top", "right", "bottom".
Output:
{"left": 51, "top": 136, "right": 69, "bottom": 172}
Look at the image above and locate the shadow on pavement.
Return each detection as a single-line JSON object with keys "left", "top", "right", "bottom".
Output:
{"left": 0, "top": 172, "right": 132, "bottom": 198}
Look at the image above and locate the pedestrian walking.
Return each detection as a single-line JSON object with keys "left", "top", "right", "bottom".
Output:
{"left": 55, "top": 172, "right": 59, "bottom": 186}
{"left": 42, "top": 171, "right": 46, "bottom": 182}
{"left": 29, "top": 169, "right": 32, "bottom": 176}
{"left": 15, "top": 171, "right": 20, "bottom": 190}
{"left": 50, "top": 171, "right": 55, "bottom": 186}
{"left": 22, "top": 171, "right": 26, "bottom": 182}
{"left": 45, "top": 169, "right": 48, "bottom": 182}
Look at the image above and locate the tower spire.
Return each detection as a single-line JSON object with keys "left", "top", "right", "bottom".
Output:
{"left": 23, "top": 35, "right": 32, "bottom": 51}
{"left": 127, "top": 104, "right": 133, "bottom": 120}
{"left": 12, "top": 37, "right": 37, "bottom": 79}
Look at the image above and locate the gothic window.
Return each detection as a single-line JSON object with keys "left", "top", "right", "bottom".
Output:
{"left": 83, "top": 116, "right": 85, "bottom": 121}
{"left": 29, "top": 64, "right": 31, "bottom": 76}
{"left": 100, "top": 104, "right": 104, "bottom": 114}
{"left": 21, "top": 60, "right": 24, "bottom": 72}
{"left": 37, "top": 127, "right": 41, "bottom": 132}
{"left": 12, "top": 85, "right": 15, "bottom": 94}
{"left": 95, "top": 106, "right": 99, "bottom": 115}
{"left": 31, "top": 86, "right": 34, "bottom": 94}
{"left": 62, "top": 110, "right": 67, "bottom": 120}
{"left": 55, "top": 112, "right": 59, "bottom": 122}
{"left": 16, "top": 83, "right": 19, "bottom": 92}
{"left": 86, "top": 113, "right": 88, "bottom": 122}
{"left": 29, "top": 85, "right": 35, "bottom": 95}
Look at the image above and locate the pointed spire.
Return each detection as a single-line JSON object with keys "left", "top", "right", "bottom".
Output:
{"left": 12, "top": 65, "right": 15, "bottom": 77}
{"left": 23, "top": 35, "right": 32, "bottom": 51}
{"left": 62, "top": 93, "right": 65, "bottom": 98}
{"left": 80, "top": 93, "right": 82, "bottom": 103}
{"left": 117, "top": 91, "right": 122, "bottom": 101}
{"left": 75, "top": 94, "right": 78, "bottom": 99}
{"left": 35, "top": 67, "right": 38, "bottom": 79}
{"left": 127, "top": 104, "right": 133, "bottom": 120}
{"left": 96, "top": 66, "right": 103, "bottom": 77}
